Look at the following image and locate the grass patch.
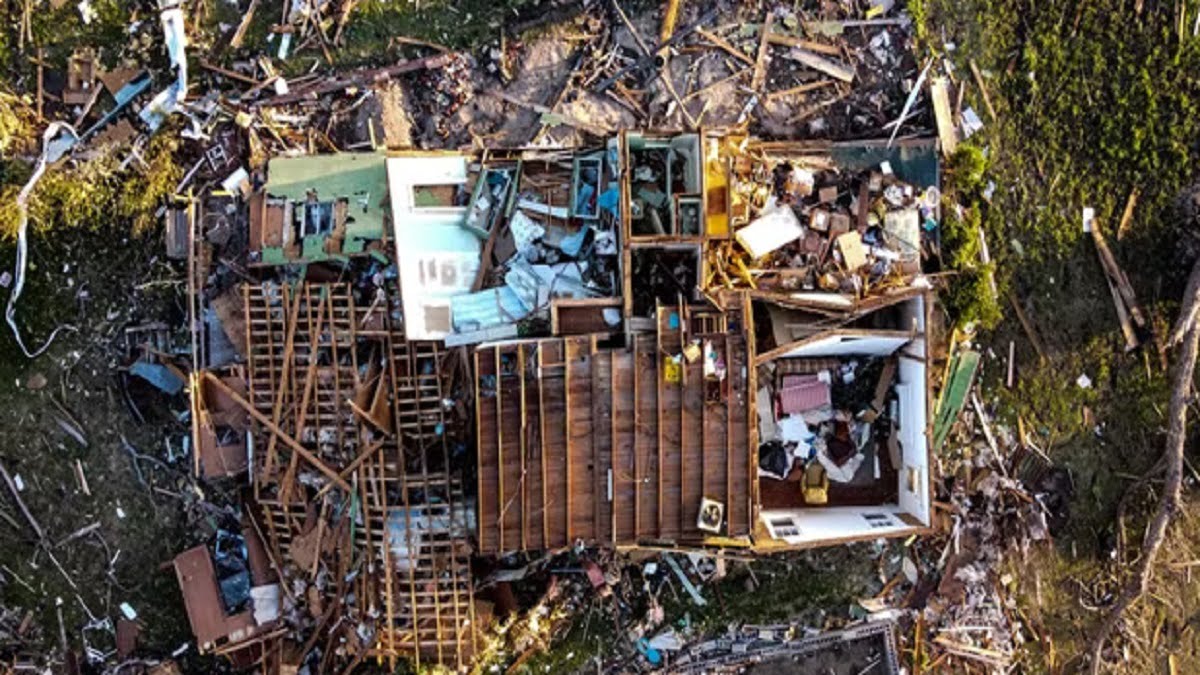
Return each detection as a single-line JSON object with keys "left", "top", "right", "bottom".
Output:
{"left": 918, "top": 0, "right": 1200, "bottom": 664}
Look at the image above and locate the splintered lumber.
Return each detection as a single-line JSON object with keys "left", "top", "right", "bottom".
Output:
{"left": 930, "top": 76, "right": 957, "bottom": 156}
{"left": 201, "top": 372, "right": 352, "bottom": 492}
{"left": 766, "top": 79, "right": 834, "bottom": 101}
{"left": 968, "top": 59, "right": 997, "bottom": 121}
{"left": 1091, "top": 219, "right": 1147, "bottom": 344}
{"left": 610, "top": 0, "right": 697, "bottom": 128}
{"left": 696, "top": 28, "right": 755, "bottom": 66}
{"left": 1116, "top": 187, "right": 1140, "bottom": 240}
{"left": 0, "top": 461, "right": 44, "bottom": 542}
{"left": 764, "top": 32, "right": 841, "bottom": 56}
{"left": 784, "top": 48, "right": 855, "bottom": 83}
{"left": 230, "top": 0, "right": 260, "bottom": 48}
{"left": 1007, "top": 292, "right": 1049, "bottom": 362}
{"left": 751, "top": 11, "right": 775, "bottom": 91}
{"left": 659, "top": 0, "right": 681, "bottom": 45}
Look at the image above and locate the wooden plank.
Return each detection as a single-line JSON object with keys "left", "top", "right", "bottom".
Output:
{"left": 727, "top": 334, "right": 751, "bottom": 535}
{"left": 1116, "top": 187, "right": 1140, "bottom": 241}
{"left": 263, "top": 285, "right": 303, "bottom": 478}
{"left": 681, "top": 347, "right": 704, "bottom": 536}
{"left": 699, "top": 339, "right": 725, "bottom": 524}
{"left": 591, "top": 348, "right": 613, "bottom": 544}
{"left": 495, "top": 346, "right": 505, "bottom": 551}
{"left": 280, "top": 287, "right": 330, "bottom": 503}
{"left": 724, "top": 335, "right": 734, "bottom": 530}
{"left": 783, "top": 48, "right": 855, "bottom": 82}
{"left": 750, "top": 10, "right": 775, "bottom": 92}
{"left": 537, "top": 345, "right": 550, "bottom": 549}
{"left": 764, "top": 32, "right": 841, "bottom": 56}
{"left": 930, "top": 76, "right": 957, "bottom": 156}
{"left": 475, "top": 348, "right": 499, "bottom": 552}
{"left": 566, "top": 337, "right": 595, "bottom": 542}
{"left": 610, "top": 347, "right": 618, "bottom": 546}
{"left": 612, "top": 350, "right": 635, "bottom": 543}
{"left": 632, "top": 338, "right": 642, "bottom": 540}
{"left": 968, "top": 59, "right": 997, "bottom": 121}
{"left": 1091, "top": 220, "right": 1146, "bottom": 328}
{"left": 521, "top": 345, "right": 544, "bottom": 551}
{"left": 1007, "top": 292, "right": 1049, "bottom": 362}
{"left": 696, "top": 28, "right": 755, "bottom": 66}
{"left": 659, "top": 326, "right": 683, "bottom": 538}
{"left": 655, "top": 306, "right": 667, "bottom": 537}
{"left": 541, "top": 342, "right": 569, "bottom": 548}
{"left": 498, "top": 348, "right": 525, "bottom": 550}
{"left": 765, "top": 79, "right": 835, "bottom": 102}
{"left": 635, "top": 335, "right": 659, "bottom": 539}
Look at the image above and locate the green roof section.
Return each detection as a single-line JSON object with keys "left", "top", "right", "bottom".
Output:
{"left": 265, "top": 152, "right": 390, "bottom": 258}
{"left": 933, "top": 347, "right": 981, "bottom": 451}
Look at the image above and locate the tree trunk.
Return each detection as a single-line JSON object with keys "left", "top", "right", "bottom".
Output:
{"left": 1085, "top": 259, "right": 1200, "bottom": 673}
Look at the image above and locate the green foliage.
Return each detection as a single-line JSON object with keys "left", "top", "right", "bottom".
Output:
{"left": 940, "top": 204, "right": 980, "bottom": 270}
{"left": 942, "top": 265, "right": 1002, "bottom": 329}
{"left": 116, "top": 135, "right": 182, "bottom": 236}
{"left": 1, "top": 136, "right": 178, "bottom": 242}
{"left": 338, "top": 0, "right": 538, "bottom": 67}
{"left": 21, "top": 151, "right": 119, "bottom": 239}
{"left": 0, "top": 91, "right": 34, "bottom": 156}
{"left": 947, "top": 144, "right": 987, "bottom": 194}
{"left": 938, "top": 167, "right": 1002, "bottom": 329}
{"left": 907, "top": 0, "right": 929, "bottom": 46}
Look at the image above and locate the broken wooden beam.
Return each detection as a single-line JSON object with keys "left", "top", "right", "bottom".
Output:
{"left": 764, "top": 32, "right": 841, "bottom": 56}
{"left": 1007, "top": 292, "right": 1048, "bottom": 362}
{"left": 930, "top": 76, "right": 957, "bottom": 156}
{"left": 783, "top": 48, "right": 855, "bottom": 83}
{"left": 750, "top": 10, "right": 775, "bottom": 92}
{"left": 659, "top": 0, "right": 682, "bottom": 45}
{"left": 200, "top": 372, "right": 353, "bottom": 492}
{"left": 1116, "top": 186, "right": 1140, "bottom": 241}
{"left": 254, "top": 52, "right": 454, "bottom": 107}
{"left": 0, "top": 461, "right": 44, "bottom": 542}
{"left": 765, "top": 79, "right": 835, "bottom": 102}
{"left": 230, "top": 0, "right": 260, "bottom": 49}
{"left": 968, "top": 59, "right": 997, "bottom": 121}
{"left": 695, "top": 28, "right": 755, "bottom": 67}
{"left": 1090, "top": 218, "right": 1147, "bottom": 330}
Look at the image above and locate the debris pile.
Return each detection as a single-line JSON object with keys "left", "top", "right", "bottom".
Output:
{"left": 858, "top": 341, "right": 1056, "bottom": 672}
{"left": 717, "top": 143, "right": 937, "bottom": 297}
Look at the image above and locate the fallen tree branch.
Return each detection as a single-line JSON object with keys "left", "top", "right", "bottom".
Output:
{"left": 1086, "top": 258, "right": 1200, "bottom": 673}
{"left": 1168, "top": 257, "right": 1200, "bottom": 346}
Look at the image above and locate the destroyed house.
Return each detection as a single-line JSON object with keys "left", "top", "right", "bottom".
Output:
{"left": 474, "top": 131, "right": 939, "bottom": 552}
{"left": 182, "top": 130, "right": 939, "bottom": 670}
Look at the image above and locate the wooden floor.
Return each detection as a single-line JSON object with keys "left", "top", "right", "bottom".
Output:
{"left": 476, "top": 307, "right": 752, "bottom": 553}
{"left": 757, "top": 439, "right": 900, "bottom": 510}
